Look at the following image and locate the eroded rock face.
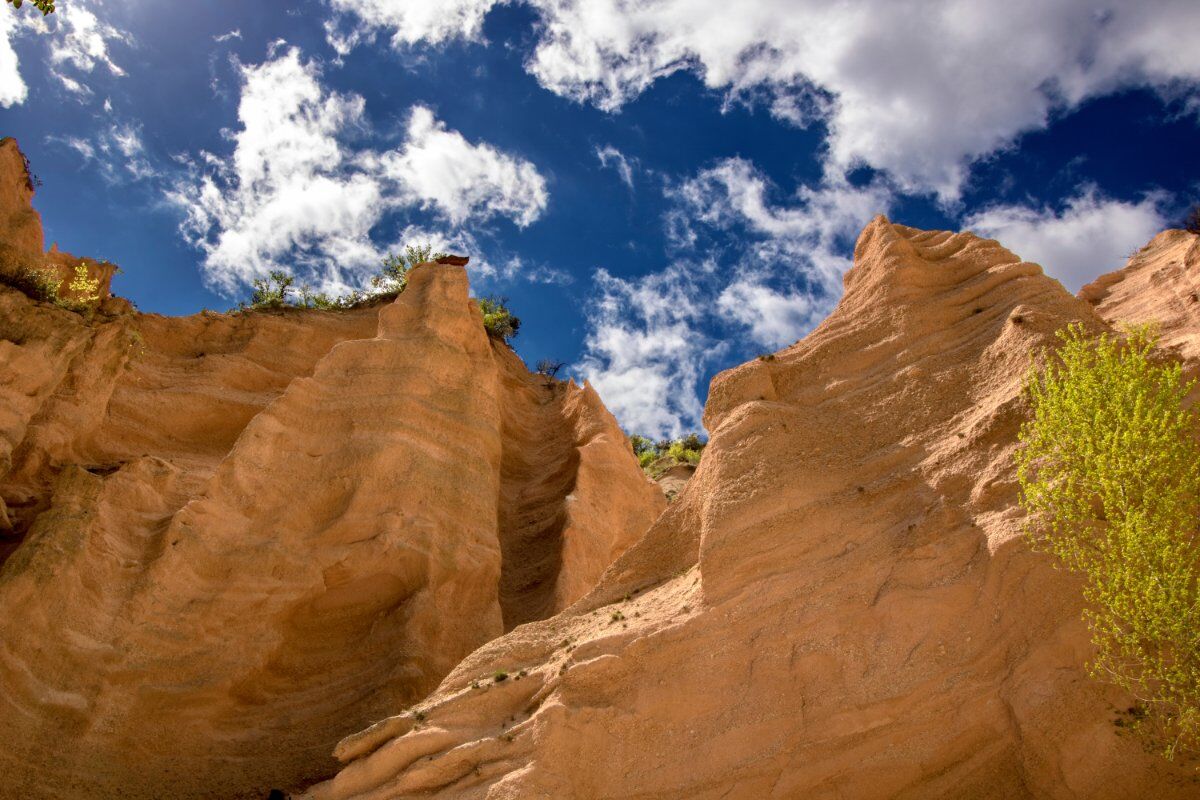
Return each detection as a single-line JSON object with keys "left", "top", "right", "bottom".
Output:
{"left": 303, "top": 219, "right": 1198, "bottom": 800}
{"left": 1081, "top": 228, "right": 1200, "bottom": 365}
{"left": 0, "top": 262, "right": 663, "bottom": 798}
{"left": 0, "top": 138, "right": 119, "bottom": 302}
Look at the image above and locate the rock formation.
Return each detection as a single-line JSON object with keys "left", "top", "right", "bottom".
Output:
{"left": 1081, "top": 228, "right": 1200, "bottom": 368}
{"left": 3, "top": 134, "right": 1199, "bottom": 800}
{"left": 0, "top": 137, "right": 119, "bottom": 304}
{"left": 0, "top": 142, "right": 663, "bottom": 799}
{"left": 301, "top": 220, "right": 1199, "bottom": 800}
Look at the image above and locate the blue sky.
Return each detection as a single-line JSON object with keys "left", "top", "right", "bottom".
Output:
{"left": 1, "top": 0, "right": 1198, "bottom": 437}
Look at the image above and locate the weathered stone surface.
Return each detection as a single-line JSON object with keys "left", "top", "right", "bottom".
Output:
{"left": 302, "top": 219, "right": 1198, "bottom": 800}
{"left": 1081, "top": 227, "right": 1200, "bottom": 367}
{"left": 0, "top": 261, "right": 662, "bottom": 799}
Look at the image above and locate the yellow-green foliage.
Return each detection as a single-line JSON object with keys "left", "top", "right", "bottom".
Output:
{"left": 68, "top": 263, "right": 101, "bottom": 305}
{"left": 477, "top": 296, "right": 520, "bottom": 342}
{"left": 629, "top": 432, "right": 705, "bottom": 475}
{"left": 1017, "top": 323, "right": 1200, "bottom": 762}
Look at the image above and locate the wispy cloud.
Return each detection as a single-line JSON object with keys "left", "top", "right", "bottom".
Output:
{"left": 575, "top": 157, "right": 890, "bottom": 437}
{"left": 52, "top": 121, "right": 159, "bottom": 184}
{"left": 595, "top": 144, "right": 636, "bottom": 190}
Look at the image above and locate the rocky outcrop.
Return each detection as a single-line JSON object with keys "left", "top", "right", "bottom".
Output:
{"left": 0, "top": 261, "right": 663, "bottom": 798}
{"left": 0, "top": 138, "right": 118, "bottom": 303}
{"left": 1081, "top": 228, "right": 1200, "bottom": 366}
{"left": 302, "top": 219, "right": 1197, "bottom": 800}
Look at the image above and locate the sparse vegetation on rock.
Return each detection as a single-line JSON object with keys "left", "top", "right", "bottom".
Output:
{"left": 1018, "top": 323, "right": 1200, "bottom": 763}
{"left": 478, "top": 296, "right": 520, "bottom": 342}
{"left": 629, "top": 432, "right": 706, "bottom": 474}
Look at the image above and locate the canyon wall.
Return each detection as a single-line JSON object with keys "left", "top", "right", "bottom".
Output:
{"left": 0, "top": 145, "right": 664, "bottom": 799}
{"left": 303, "top": 220, "right": 1200, "bottom": 800}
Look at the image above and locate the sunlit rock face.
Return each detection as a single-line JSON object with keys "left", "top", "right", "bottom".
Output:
{"left": 303, "top": 219, "right": 1198, "bottom": 800}
{"left": 0, "top": 143, "right": 663, "bottom": 799}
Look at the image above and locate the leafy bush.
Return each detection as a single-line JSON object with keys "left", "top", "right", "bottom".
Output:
{"left": 68, "top": 263, "right": 100, "bottom": 305}
{"left": 3, "top": 265, "right": 61, "bottom": 303}
{"left": 248, "top": 270, "right": 293, "bottom": 310}
{"left": 373, "top": 244, "right": 447, "bottom": 296}
{"left": 478, "top": 296, "right": 520, "bottom": 342}
{"left": 1017, "top": 323, "right": 1200, "bottom": 763}
{"left": 6, "top": 0, "right": 55, "bottom": 15}
{"left": 629, "top": 432, "right": 706, "bottom": 475}
{"left": 241, "top": 243, "right": 450, "bottom": 312}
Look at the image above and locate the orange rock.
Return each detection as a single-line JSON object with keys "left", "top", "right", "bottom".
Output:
{"left": 0, "top": 262, "right": 663, "bottom": 799}
{"left": 0, "top": 138, "right": 119, "bottom": 303}
{"left": 302, "top": 219, "right": 1197, "bottom": 800}
{"left": 1081, "top": 227, "right": 1200, "bottom": 366}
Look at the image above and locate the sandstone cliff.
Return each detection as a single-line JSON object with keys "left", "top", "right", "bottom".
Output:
{"left": 0, "top": 137, "right": 118, "bottom": 304}
{"left": 1081, "top": 227, "right": 1200, "bottom": 370}
{"left": 0, "top": 144, "right": 664, "bottom": 799}
{"left": 301, "top": 220, "right": 1199, "bottom": 800}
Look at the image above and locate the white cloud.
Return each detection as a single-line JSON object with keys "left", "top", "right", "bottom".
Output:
{"left": 576, "top": 262, "right": 716, "bottom": 439}
{"left": 55, "top": 121, "right": 158, "bottom": 183}
{"left": 378, "top": 105, "right": 548, "bottom": 227}
{"left": 49, "top": 4, "right": 127, "bottom": 75}
{"left": 331, "top": 0, "right": 1200, "bottom": 199}
{"left": 214, "top": 30, "right": 242, "bottom": 43}
{"left": 170, "top": 47, "right": 549, "bottom": 295}
{"left": 169, "top": 48, "right": 387, "bottom": 294}
{"left": 716, "top": 280, "right": 823, "bottom": 349}
{"left": 0, "top": 11, "right": 27, "bottom": 107}
{"left": 576, "top": 157, "right": 889, "bottom": 435}
{"left": 325, "top": 0, "right": 495, "bottom": 49}
{"left": 965, "top": 189, "right": 1167, "bottom": 293}
{"left": 667, "top": 157, "right": 890, "bottom": 287}
{"left": 9, "top": 2, "right": 131, "bottom": 98}
{"left": 596, "top": 144, "right": 635, "bottom": 189}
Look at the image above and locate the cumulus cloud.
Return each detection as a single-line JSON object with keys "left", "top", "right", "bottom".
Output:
{"left": 325, "top": 0, "right": 495, "bottom": 49}
{"left": 170, "top": 47, "right": 549, "bottom": 295}
{"left": 576, "top": 262, "right": 717, "bottom": 439}
{"left": 716, "top": 280, "right": 824, "bottom": 349}
{"left": 595, "top": 144, "right": 635, "bottom": 189}
{"left": 965, "top": 189, "right": 1167, "bottom": 292}
{"left": 378, "top": 105, "right": 548, "bottom": 227}
{"left": 329, "top": 0, "right": 1200, "bottom": 199}
{"left": 576, "top": 157, "right": 889, "bottom": 436}
{"left": 0, "top": 11, "right": 26, "bottom": 107}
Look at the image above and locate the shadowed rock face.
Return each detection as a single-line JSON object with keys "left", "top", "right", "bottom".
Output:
{"left": 302, "top": 219, "right": 1199, "bottom": 800}
{"left": 0, "top": 262, "right": 663, "bottom": 797}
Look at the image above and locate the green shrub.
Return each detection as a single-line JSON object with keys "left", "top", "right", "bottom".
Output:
{"left": 67, "top": 263, "right": 100, "bottom": 304}
{"left": 478, "top": 296, "right": 520, "bottom": 342}
{"left": 248, "top": 270, "right": 293, "bottom": 310}
{"left": 1017, "top": 323, "right": 1200, "bottom": 763}
{"left": 373, "top": 244, "right": 447, "bottom": 295}
{"left": 629, "top": 432, "right": 706, "bottom": 475}
{"left": 4, "top": 265, "right": 61, "bottom": 303}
